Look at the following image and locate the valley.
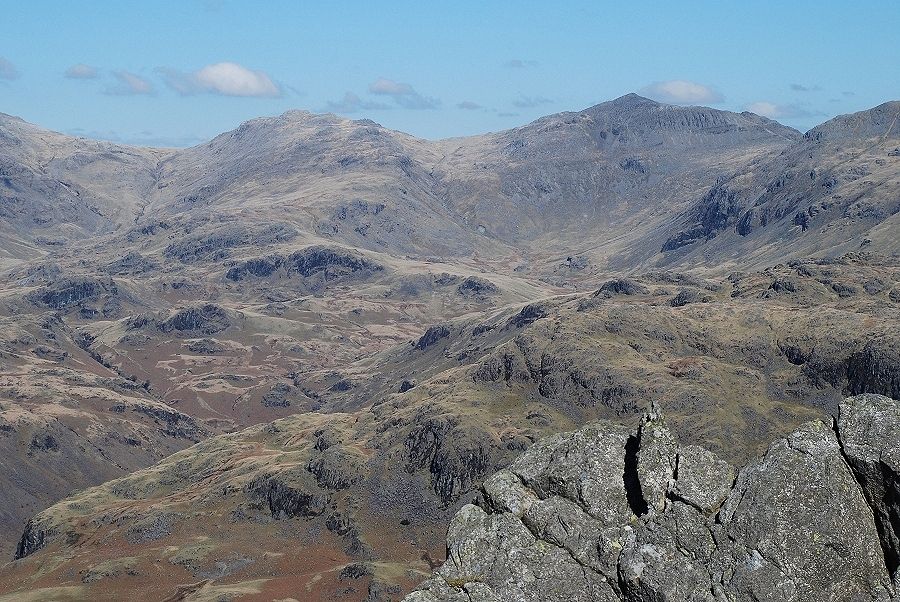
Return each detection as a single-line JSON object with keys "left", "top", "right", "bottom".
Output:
{"left": 0, "top": 95, "right": 897, "bottom": 601}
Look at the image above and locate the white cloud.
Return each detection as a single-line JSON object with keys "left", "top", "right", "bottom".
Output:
{"left": 159, "top": 62, "right": 281, "bottom": 97}
{"left": 106, "top": 70, "right": 154, "bottom": 95}
{"left": 369, "top": 78, "right": 413, "bottom": 96}
{"left": 790, "top": 83, "right": 820, "bottom": 92}
{"left": 324, "top": 92, "right": 391, "bottom": 113}
{"left": 0, "top": 57, "right": 20, "bottom": 80}
{"left": 65, "top": 63, "right": 99, "bottom": 79}
{"left": 746, "top": 101, "right": 780, "bottom": 117}
{"left": 745, "top": 101, "right": 816, "bottom": 119}
{"left": 639, "top": 80, "right": 723, "bottom": 104}
{"left": 196, "top": 62, "right": 280, "bottom": 97}
{"left": 457, "top": 101, "right": 482, "bottom": 110}
{"left": 368, "top": 78, "right": 440, "bottom": 110}
{"left": 512, "top": 95, "right": 553, "bottom": 108}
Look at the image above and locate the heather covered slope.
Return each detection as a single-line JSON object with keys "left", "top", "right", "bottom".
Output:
{"left": 2, "top": 255, "right": 898, "bottom": 601}
{"left": 0, "top": 97, "right": 898, "bottom": 599}
{"left": 0, "top": 243, "right": 555, "bottom": 558}
{"left": 0, "top": 94, "right": 812, "bottom": 554}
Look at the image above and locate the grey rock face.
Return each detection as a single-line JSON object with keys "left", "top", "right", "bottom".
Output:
{"left": 405, "top": 396, "right": 900, "bottom": 602}
{"left": 30, "top": 277, "right": 113, "bottom": 309}
{"left": 839, "top": 394, "right": 900, "bottom": 576}
{"left": 595, "top": 278, "right": 649, "bottom": 297}
{"left": 224, "top": 245, "right": 382, "bottom": 283}
{"left": 670, "top": 444, "right": 734, "bottom": 514}
{"left": 847, "top": 342, "right": 900, "bottom": 400}
{"left": 163, "top": 223, "right": 297, "bottom": 263}
{"left": 404, "top": 415, "right": 496, "bottom": 503}
{"left": 245, "top": 473, "right": 328, "bottom": 519}
{"left": 414, "top": 324, "right": 452, "bottom": 351}
{"left": 635, "top": 406, "right": 677, "bottom": 514}
{"left": 456, "top": 276, "right": 500, "bottom": 299}
{"left": 717, "top": 420, "right": 889, "bottom": 601}
{"left": 158, "top": 303, "right": 230, "bottom": 335}
{"left": 14, "top": 519, "right": 50, "bottom": 560}
{"left": 669, "top": 289, "right": 710, "bottom": 307}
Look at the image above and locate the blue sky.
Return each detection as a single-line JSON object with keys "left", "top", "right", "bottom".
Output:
{"left": 1, "top": 0, "right": 898, "bottom": 146}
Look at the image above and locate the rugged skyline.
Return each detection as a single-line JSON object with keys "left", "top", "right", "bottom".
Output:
{"left": 0, "top": 92, "right": 897, "bottom": 600}
{"left": 2, "top": 1, "right": 899, "bottom": 145}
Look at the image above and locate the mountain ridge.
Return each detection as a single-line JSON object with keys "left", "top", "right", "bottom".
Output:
{"left": 2, "top": 92, "right": 804, "bottom": 150}
{"left": 0, "top": 95, "right": 898, "bottom": 601}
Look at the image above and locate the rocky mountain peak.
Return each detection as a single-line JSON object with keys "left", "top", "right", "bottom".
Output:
{"left": 0, "top": 112, "right": 28, "bottom": 128}
{"left": 594, "top": 92, "right": 662, "bottom": 110}
{"left": 406, "top": 394, "right": 900, "bottom": 602}
{"left": 527, "top": 93, "right": 802, "bottom": 150}
{"left": 805, "top": 100, "right": 900, "bottom": 142}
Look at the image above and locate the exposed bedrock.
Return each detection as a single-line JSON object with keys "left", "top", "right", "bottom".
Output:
{"left": 405, "top": 394, "right": 900, "bottom": 602}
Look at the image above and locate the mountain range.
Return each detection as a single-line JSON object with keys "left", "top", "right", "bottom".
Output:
{"left": 0, "top": 94, "right": 898, "bottom": 601}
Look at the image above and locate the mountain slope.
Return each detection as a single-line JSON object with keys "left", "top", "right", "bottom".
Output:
{"left": 2, "top": 255, "right": 898, "bottom": 601}
{"left": 0, "top": 114, "right": 168, "bottom": 268}
{"left": 656, "top": 101, "right": 900, "bottom": 269}
{"left": 433, "top": 94, "right": 801, "bottom": 271}
{"left": 0, "top": 97, "right": 898, "bottom": 598}
{"left": 0, "top": 95, "right": 813, "bottom": 553}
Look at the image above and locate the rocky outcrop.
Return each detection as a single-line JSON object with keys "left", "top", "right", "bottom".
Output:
{"left": 225, "top": 245, "right": 382, "bottom": 282}
{"left": 224, "top": 255, "right": 283, "bottom": 280}
{"left": 415, "top": 325, "right": 452, "bottom": 351}
{"left": 661, "top": 183, "right": 742, "bottom": 251}
{"left": 260, "top": 382, "right": 295, "bottom": 408}
{"left": 847, "top": 341, "right": 900, "bottom": 400}
{"left": 405, "top": 395, "right": 900, "bottom": 602}
{"left": 164, "top": 223, "right": 297, "bottom": 263}
{"left": 669, "top": 288, "right": 711, "bottom": 307}
{"left": 838, "top": 394, "right": 900, "bottom": 576}
{"left": 245, "top": 473, "right": 328, "bottom": 519}
{"left": 132, "top": 403, "right": 203, "bottom": 441}
{"left": 456, "top": 276, "right": 500, "bottom": 299}
{"left": 306, "top": 445, "right": 365, "bottom": 490}
{"left": 595, "top": 278, "right": 648, "bottom": 297}
{"left": 14, "top": 519, "right": 50, "bottom": 560}
{"left": 158, "top": 304, "right": 230, "bottom": 335}
{"left": 405, "top": 415, "right": 497, "bottom": 503}
{"left": 29, "top": 277, "right": 113, "bottom": 309}
{"left": 506, "top": 302, "right": 550, "bottom": 328}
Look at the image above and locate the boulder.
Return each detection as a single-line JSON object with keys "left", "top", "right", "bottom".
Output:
{"left": 838, "top": 394, "right": 900, "bottom": 577}
{"left": 717, "top": 419, "right": 891, "bottom": 601}
{"left": 404, "top": 396, "right": 900, "bottom": 602}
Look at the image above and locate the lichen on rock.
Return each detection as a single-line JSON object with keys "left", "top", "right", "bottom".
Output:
{"left": 405, "top": 395, "right": 900, "bottom": 602}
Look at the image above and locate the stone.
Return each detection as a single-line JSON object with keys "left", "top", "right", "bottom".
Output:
{"left": 158, "top": 304, "right": 230, "bottom": 335}
{"left": 618, "top": 501, "right": 717, "bottom": 601}
{"left": 404, "top": 397, "right": 900, "bottom": 602}
{"left": 838, "top": 394, "right": 900, "bottom": 578}
{"left": 670, "top": 445, "right": 734, "bottom": 515}
{"left": 636, "top": 405, "right": 678, "bottom": 513}
{"left": 717, "top": 420, "right": 892, "bottom": 601}
{"left": 415, "top": 324, "right": 451, "bottom": 350}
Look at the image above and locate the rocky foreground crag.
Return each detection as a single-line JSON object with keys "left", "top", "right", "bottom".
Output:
{"left": 405, "top": 394, "right": 900, "bottom": 602}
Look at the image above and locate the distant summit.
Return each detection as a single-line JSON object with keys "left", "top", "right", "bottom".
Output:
{"left": 806, "top": 100, "right": 900, "bottom": 141}
{"left": 575, "top": 92, "right": 800, "bottom": 141}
